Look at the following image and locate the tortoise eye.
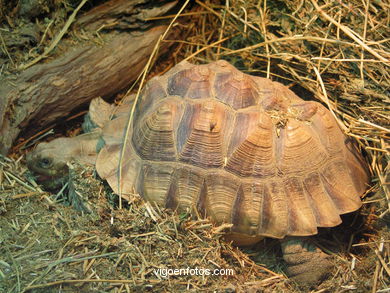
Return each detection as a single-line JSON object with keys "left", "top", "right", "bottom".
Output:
{"left": 39, "top": 158, "right": 52, "bottom": 168}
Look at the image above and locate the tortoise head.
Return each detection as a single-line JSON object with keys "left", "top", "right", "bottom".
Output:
{"left": 26, "top": 137, "right": 74, "bottom": 189}
{"left": 27, "top": 133, "right": 101, "bottom": 189}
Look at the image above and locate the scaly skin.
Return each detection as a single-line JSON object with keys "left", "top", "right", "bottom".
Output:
{"left": 281, "top": 237, "right": 333, "bottom": 287}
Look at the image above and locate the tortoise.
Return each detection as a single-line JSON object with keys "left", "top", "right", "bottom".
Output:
{"left": 27, "top": 60, "right": 370, "bottom": 286}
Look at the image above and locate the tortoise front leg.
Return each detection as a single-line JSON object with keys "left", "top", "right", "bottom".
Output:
{"left": 280, "top": 237, "right": 333, "bottom": 287}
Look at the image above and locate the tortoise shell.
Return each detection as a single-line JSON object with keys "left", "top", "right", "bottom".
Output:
{"left": 96, "top": 60, "right": 369, "bottom": 241}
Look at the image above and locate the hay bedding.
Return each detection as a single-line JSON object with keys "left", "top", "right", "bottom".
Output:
{"left": 0, "top": 159, "right": 287, "bottom": 292}
{"left": 1, "top": 0, "right": 389, "bottom": 292}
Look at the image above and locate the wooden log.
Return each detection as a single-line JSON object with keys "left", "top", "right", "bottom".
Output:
{"left": 0, "top": 0, "right": 178, "bottom": 154}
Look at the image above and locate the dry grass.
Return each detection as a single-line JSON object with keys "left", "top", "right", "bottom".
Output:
{"left": 1, "top": 0, "right": 389, "bottom": 292}
{"left": 0, "top": 159, "right": 290, "bottom": 292}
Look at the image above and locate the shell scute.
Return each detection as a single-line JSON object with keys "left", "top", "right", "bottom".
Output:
{"left": 214, "top": 71, "right": 259, "bottom": 109}
{"left": 284, "top": 177, "right": 317, "bottom": 235}
{"left": 303, "top": 172, "right": 341, "bottom": 227}
{"left": 261, "top": 182, "right": 289, "bottom": 238}
{"left": 140, "top": 163, "right": 175, "bottom": 207}
{"left": 167, "top": 65, "right": 212, "bottom": 99}
{"left": 231, "top": 182, "right": 265, "bottom": 236}
{"left": 225, "top": 111, "right": 276, "bottom": 177}
{"left": 132, "top": 98, "right": 184, "bottom": 161}
{"left": 320, "top": 161, "right": 363, "bottom": 213}
{"left": 202, "top": 172, "right": 240, "bottom": 225}
{"left": 277, "top": 120, "right": 329, "bottom": 175}
{"left": 173, "top": 167, "right": 204, "bottom": 210}
{"left": 134, "top": 78, "right": 167, "bottom": 125}
{"left": 177, "top": 100, "right": 233, "bottom": 168}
